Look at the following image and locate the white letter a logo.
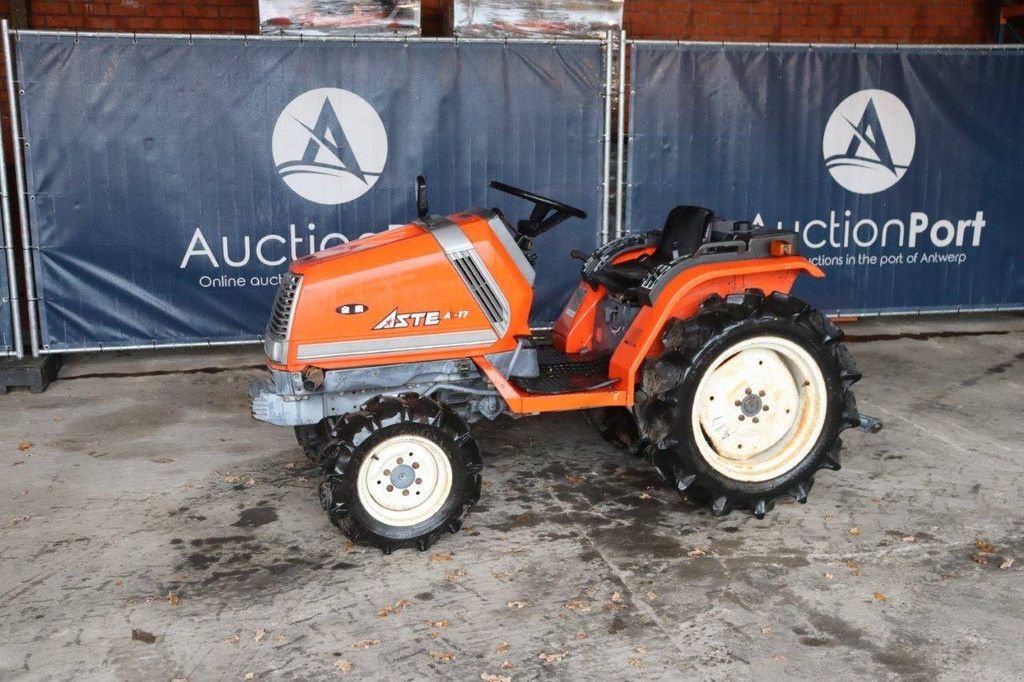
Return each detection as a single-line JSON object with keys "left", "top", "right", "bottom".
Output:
{"left": 373, "top": 308, "right": 400, "bottom": 330}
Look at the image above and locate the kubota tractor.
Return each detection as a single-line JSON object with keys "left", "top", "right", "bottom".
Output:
{"left": 249, "top": 179, "right": 880, "bottom": 552}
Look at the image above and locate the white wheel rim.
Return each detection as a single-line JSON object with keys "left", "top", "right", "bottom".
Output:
{"left": 691, "top": 335, "right": 828, "bottom": 483}
{"left": 356, "top": 435, "right": 453, "bottom": 527}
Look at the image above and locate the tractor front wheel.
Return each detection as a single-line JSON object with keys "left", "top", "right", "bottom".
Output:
{"left": 636, "top": 291, "right": 861, "bottom": 518}
{"left": 294, "top": 423, "right": 329, "bottom": 463}
{"left": 317, "top": 394, "right": 482, "bottom": 553}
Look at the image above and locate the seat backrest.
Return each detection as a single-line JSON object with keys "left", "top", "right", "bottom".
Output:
{"left": 653, "top": 205, "right": 714, "bottom": 263}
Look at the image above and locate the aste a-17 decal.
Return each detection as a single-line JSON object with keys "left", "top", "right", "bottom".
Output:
{"left": 373, "top": 308, "right": 470, "bottom": 330}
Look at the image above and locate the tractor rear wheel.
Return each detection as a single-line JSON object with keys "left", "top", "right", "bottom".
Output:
{"left": 317, "top": 394, "right": 482, "bottom": 553}
{"left": 635, "top": 291, "right": 861, "bottom": 518}
{"left": 584, "top": 407, "right": 641, "bottom": 453}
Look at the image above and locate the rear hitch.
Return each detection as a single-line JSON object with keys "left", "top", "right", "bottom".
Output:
{"left": 857, "top": 414, "right": 883, "bottom": 434}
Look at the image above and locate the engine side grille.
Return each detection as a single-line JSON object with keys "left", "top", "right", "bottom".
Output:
{"left": 268, "top": 272, "right": 301, "bottom": 339}
{"left": 449, "top": 250, "right": 509, "bottom": 336}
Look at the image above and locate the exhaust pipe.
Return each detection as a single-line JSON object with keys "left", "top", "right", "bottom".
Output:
{"left": 301, "top": 366, "right": 325, "bottom": 392}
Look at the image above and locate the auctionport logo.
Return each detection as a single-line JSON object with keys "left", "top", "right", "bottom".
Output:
{"left": 823, "top": 89, "right": 915, "bottom": 195}
{"left": 272, "top": 88, "right": 388, "bottom": 205}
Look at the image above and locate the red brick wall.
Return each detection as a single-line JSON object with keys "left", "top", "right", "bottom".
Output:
{"left": 623, "top": 0, "right": 999, "bottom": 44}
{"left": 421, "top": 0, "right": 445, "bottom": 36}
{"left": 14, "top": 1, "right": 1000, "bottom": 43}
{"left": 28, "top": 0, "right": 258, "bottom": 33}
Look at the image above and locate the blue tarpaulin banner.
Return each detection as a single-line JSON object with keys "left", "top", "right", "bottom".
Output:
{"left": 626, "top": 42, "right": 1024, "bottom": 315}
{"left": 16, "top": 34, "right": 606, "bottom": 351}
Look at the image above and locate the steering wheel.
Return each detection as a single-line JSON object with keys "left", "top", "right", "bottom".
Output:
{"left": 489, "top": 180, "right": 587, "bottom": 238}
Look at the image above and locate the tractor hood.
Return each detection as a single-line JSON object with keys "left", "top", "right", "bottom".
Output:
{"left": 264, "top": 210, "right": 535, "bottom": 371}
{"left": 291, "top": 223, "right": 422, "bottom": 270}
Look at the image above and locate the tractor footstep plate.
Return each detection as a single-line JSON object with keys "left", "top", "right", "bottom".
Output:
{"left": 512, "top": 350, "right": 616, "bottom": 395}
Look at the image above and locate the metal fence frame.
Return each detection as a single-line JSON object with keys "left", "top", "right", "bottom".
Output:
{"left": 8, "top": 28, "right": 1022, "bottom": 354}
{"left": 614, "top": 29, "right": 626, "bottom": 240}
{"left": 5, "top": 25, "right": 618, "bottom": 355}
{"left": 3, "top": 19, "right": 35, "bottom": 357}
{"left": 622, "top": 38, "right": 1024, "bottom": 318}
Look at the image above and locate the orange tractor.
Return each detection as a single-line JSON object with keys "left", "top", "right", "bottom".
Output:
{"left": 250, "top": 179, "right": 879, "bottom": 552}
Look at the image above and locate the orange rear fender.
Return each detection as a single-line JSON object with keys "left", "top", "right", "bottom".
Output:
{"left": 608, "top": 256, "right": 823, "bottom": 403}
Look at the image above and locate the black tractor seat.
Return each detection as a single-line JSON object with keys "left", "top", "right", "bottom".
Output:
{"left": 593, "top": 206, "right": 714, "bottom": 294}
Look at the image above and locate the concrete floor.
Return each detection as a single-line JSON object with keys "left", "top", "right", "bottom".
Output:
{"left": 0, "top": 313, "right": 1022, "bottom": 681}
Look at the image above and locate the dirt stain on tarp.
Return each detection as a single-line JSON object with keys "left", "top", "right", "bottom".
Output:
{"left": 232, "top": 506, "right": 279, "bottom": 528}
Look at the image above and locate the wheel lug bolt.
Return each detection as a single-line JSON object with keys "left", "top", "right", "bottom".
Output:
{"left": 763, "top": 405, "right": 769, "bottom": 411}
{"left": 752, "top": 417, "right": 759, "bottom": 423}
{"left": 415, "top": 478, "right": 422, "bottom": 485}
{"left": 402, "top": 490, "right": 410, "bottom": 496}
{"left": 738, "top": 415, "right": 745, "bottom": 421}
{"left": 386, "top": 484, "right": 394, "bottom": 492}
{"left": 734, "top": 400, "right": 741, "bottom": 406}
{"left": 758, "top": 390, "right": 765, "bottom": 397}
{"left": 412, "top": 462, "right": 419, "bottom": 469}
{"left": 397, "top": 457, "right": 404, "bottom": 464}
{"left": 383, "top": 469, "right": 391, "bottom": 476}
{"left": 745, "top": 387, "right": 752, "bottom": 395}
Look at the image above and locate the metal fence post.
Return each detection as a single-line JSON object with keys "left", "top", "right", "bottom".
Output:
{"left": 2, "top": 20, "right": 39, "bottom": 356}
{"left": 615, "top": 29, "right": 626, "bottom": 240}
{"left": 601, "top": 31, "right": 613, "bottom": 244}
